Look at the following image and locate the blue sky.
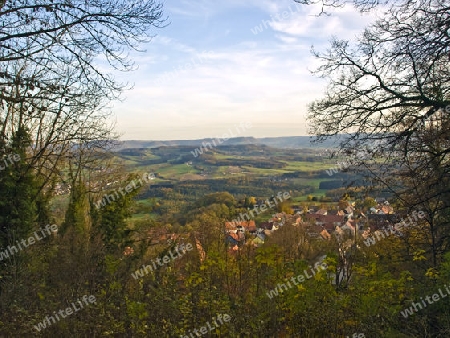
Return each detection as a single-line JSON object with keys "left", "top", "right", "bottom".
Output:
{"left": 112, "top": 0, "right": 377, "bottom": 140}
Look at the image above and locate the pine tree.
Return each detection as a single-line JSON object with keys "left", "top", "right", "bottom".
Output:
{"left": 0, "top": 126, "right": 37, "bottom": 249}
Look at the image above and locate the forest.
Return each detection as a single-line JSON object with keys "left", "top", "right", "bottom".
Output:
{"left": 0, "top": 0, "right": 449, "bottom": 337}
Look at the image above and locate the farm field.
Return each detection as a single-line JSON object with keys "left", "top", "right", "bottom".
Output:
{"left": 108, "top": 144, "right": 358, "bottom": 221}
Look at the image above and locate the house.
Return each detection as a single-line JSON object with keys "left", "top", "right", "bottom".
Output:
{"left": 226, "top": 232, "right": 245, "bottom": 246}
{"left": 308, "top": 206, "right": 320, "bottom": 214}
{"left": 305, "top": 214, "right": 344, "bottom": 228}
{"left": 315, "top": 209, "right": 328, "bottom": 215}
{"left": 321, "top": 215, "right": 345, "bottom": 227}
{"left": 292, "top": 205, "right": 302, "bottom": 213}
{"left": 236, "top": 224, "right": 245, "bottom": 233}
{"left": 341, "top": 221, "right": 356, "bottom": 235}
{"left": 225, "top": 222, "right": 237, "bottom": 233}
{"left": 242, "top": 220, "right": 257, "bottom": 233}
{"left": 323, "top": 223, "right": 336, "bottom": 233}
{"left": 264, "top": 230, "right": 272, "bottom": 236}
{"left": 320, "top": 229, "right": 332, "bottom": 240}
{"left": 272, "top": 213, "right": 286, "bottom": 223}
{"left": 250, "top": 235, "right": 265, "bottom": 247}
{"left": 381, "top": 204, "right": 394, "bottom": 214}
{"left": 305, "top": 214, "right": 322, "bottom": 223}
{"left": 225, "top": 220, "right": 256, "bottom": 234}
{"left": 259, "top": 221, "right": 274, "bottom": 231}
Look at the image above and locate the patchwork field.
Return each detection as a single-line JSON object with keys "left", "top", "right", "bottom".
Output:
{"left": 108, "top": 144, "right": 358, "bottom": 221}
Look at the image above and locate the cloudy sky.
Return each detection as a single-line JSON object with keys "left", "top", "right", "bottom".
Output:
{"left": 112, "top": 0, "right": 377, "bottom": 140}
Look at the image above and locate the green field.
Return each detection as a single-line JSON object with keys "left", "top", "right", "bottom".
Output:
{"left": 111, "top": 145, "right": 355, "bottom": 221}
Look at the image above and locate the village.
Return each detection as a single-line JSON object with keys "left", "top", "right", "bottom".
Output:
{"left": 224, "top": 198, "right": 402, "bottom": 250}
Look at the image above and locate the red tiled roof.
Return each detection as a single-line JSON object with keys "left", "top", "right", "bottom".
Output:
{"left": 259, "top": 221, "right": 274, "bottom": 230}
{"left": 243, "top": 220, "right": 256, "bottom": 229}
{"left": 305, "top": 214, "right": 322, "bottom": 221}
{"left": 306, "top": 214, "right": 344, "bottom": 224}
{"left": 308, "top": 225, "right": 324, "bottom": 233}
{"left": 323, "top": 223, "right": 336, "bottom": 231}
{"left": 225, "top": 222, "right": 237, "bottom": 230}
{"left": 225, "top": 220, "right": 256, "bottom": 230}
{"left": 319, "top": 215, "right": 344, "bottom": 223}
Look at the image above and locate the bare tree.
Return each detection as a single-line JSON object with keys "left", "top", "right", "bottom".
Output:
{"left": 0, "top": 0, "right": 166, "bottom": 195}
{"left": 306, "top": 0, "right": 449, "bottom": 146}
{"left": 301, "top": 0, "right": 450, "bottom": 262}
{"left": 294, "top": 0, "right": 414, "bottom": 14}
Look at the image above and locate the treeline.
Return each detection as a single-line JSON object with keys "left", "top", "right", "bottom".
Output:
{"left": 139, "top": 177, "right": 314, "bottom": 200}
{"left": 115, "top": 145, "right": 327, "bottom": 169}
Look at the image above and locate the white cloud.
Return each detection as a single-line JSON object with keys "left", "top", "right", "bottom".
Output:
{"left": 112, "top": 0, "right": 378, "bottom": 140}
{"left": 114, "top": 39, "right": 327, "bottom": 139}
{"left": 269, "top": 4, "right": 376, "bottom": 41}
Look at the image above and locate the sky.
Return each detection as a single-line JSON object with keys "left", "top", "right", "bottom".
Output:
{"left": 111, "top": 0, "right": 377, "bottom": 140}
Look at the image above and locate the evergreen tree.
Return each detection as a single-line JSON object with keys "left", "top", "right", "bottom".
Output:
{"left": 0, "top": 126, "right": 37, "bottom": 249}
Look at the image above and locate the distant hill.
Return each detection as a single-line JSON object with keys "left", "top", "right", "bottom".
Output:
{"left": 115, "top": 136, "right": 341, "bottom": 150}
